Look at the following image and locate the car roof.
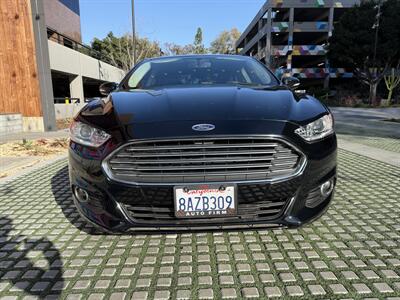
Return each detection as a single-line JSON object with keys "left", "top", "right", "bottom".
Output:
{"left": 142, "top": 54, "right": 252, "bottom": 62}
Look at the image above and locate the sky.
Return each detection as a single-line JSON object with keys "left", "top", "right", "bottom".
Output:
{"left": 80, "top": 0, "right": 265, "bottom": 47}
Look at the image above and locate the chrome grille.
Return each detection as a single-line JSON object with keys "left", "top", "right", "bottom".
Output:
{"left": 104, "top": 137, "right": 305, "bottom": 184}
{"left": 122, "top": 199, "right": 288, "bottom": 225}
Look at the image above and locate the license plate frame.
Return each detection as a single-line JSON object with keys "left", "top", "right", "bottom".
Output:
{"left": 174, "top": 184, "right": 237, "bottom": 219}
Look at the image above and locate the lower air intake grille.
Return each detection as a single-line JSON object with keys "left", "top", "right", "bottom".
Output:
{"left": 122, "top": 199, "right": 287, "bottom": 225}
{"left": 104, "top": 137, "right": 305, "bottom": 184}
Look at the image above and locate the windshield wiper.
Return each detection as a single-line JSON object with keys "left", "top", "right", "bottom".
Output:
{"left": 231, "top": 81, "right": 261, "bottom": 87}
{"left": 252, "top": 85, "right": 283, "bottom": 90}
{"left": 232, "top": 82, "right": 282, "bottom": 90}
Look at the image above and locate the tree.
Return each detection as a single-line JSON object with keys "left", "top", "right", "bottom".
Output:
{"left": 193, "top": 27, "right": 207, "bottom": 54}
{"left": 210, "top": 28, "right": 241, "bottom": 54}
{"left": 384, "top": 65, "right": 400, "bottom": 105}
{"left": 163, "top": 28, "right": 208, "bottom": 56}
{"left": 163, "top": 43, "right": 195, "bottom": 56}
{"left": 91, "top": 32, "right": 162, "bottom": 71}
{"left": 328, "top": 0, "right": 400, "bottom": 105}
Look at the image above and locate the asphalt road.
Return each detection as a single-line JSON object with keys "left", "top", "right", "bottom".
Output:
{"left": 330, "top": 107, "right": 400, "bottom": 139}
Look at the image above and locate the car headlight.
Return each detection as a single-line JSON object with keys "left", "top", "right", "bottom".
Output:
{"left": 295, "top": 114, "right": 334, "bottom": 142}
{"left": 70, "top": 121, "right": 111, "bottom": 147}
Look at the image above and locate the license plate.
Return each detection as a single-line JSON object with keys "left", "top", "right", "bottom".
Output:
{"left": 174, "top": 184, "right": 237, "bottom": 218}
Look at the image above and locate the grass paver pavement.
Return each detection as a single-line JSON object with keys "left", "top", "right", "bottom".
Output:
{"left": 338, "top": 134, "right": 400, "bottom": 154}
{"left": 0, "top": 149, "right": 399, "bottom": 299}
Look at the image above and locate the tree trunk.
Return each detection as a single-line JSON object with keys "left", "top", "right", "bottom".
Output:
{"left": 369, "top": 82, "right": 378, "bottom": 106}
{"left": 387, "top": 88, "right": 393, "bottom": 104}
{"left": 323, "top": 75, "right": 330, "bottom": 89}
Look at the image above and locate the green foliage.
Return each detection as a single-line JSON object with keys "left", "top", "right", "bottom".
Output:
{"left": 329, "top": 0, "right": 400, "bottom": 68}
{"left": 89, "top": 26, "right": 242, "bottom": 70}
{"left": 90, "top": 32, "right": 161, "bottom": 71}
{"left": 21, "top": 139, "right": 33, "bottom": 150}
{"left": 328, "top": 0, "right": 400, "bottom": 104}
{"left": 163, "top": 43, "right": 195, "bottom": 56}
{"left": 164, "top": 28, "right": 211, "bottom": 56}
{"left": 209, "top": 28, "right": 241, "bottom": 54}
{"left": 193, "top": 27, "right": 207, "bottom": 54}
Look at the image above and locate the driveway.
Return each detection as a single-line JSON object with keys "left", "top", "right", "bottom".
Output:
{"left": 0, "top": 146, "right": 399, "bottom": 299}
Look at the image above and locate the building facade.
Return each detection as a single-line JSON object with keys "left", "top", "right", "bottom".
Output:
{"left": 0, "top": 0, "right": 124, "bottom": 135}
{"left": 44, "top": 0, "right": 82, "bottom": 42}
{"left": 236, "top": 0, "right": 360, "bottom": 85}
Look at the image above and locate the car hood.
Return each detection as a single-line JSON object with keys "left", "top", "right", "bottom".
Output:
{"left": 107, "top": 86, "right": 328, "bottom": 126}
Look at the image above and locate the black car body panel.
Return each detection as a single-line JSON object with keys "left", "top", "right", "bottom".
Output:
{"left": 69, "top": 55, "right": 337, "bottom": 233}
{"left": 109, "top": 87, "right": 326, "bottom": 123}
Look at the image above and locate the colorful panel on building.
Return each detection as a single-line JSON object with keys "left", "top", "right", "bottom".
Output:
{"left": 329, "top": 68, "right": 353, "bottom": 78}
{"left": 294, "top": 21, "right": 329, "bottom": 32}
{"left": 272, "top": 45, "right": 327, "bottom": 56}
{"left": 316, "top": 22, "right": 328, "bottom": 30}
{"left": 269, "top": 0, "right": 354, "bottom": 8}
{"left": 237, "top": 0, "right": 360, "bottom": 82}
{"left": 273, "top": 0, "right": 284, "bottom": 8}
{"left": 274, "top": 68, "right": 352, "bottom": 79}
{"left": 272, "top": 22, "right": 289, "bottom": 32}
{"left": 291, "top": 68, "right": 353, "bottom": 78}
{"left": 293, "top": 45, "right": 326, "bottom": 55}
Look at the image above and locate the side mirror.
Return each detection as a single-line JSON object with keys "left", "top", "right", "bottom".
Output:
{"left": 99, "top": 82, "right": 118, "bottom": 96}
{"left": 282, "top": 76, "right": 300, "bottom": 91}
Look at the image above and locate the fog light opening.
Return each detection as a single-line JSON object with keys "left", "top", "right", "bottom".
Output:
{"left": 320, "top": 179, "right": 334, "bottom": 198}
{"left": 74, "top": 187, "right": 90, "bottom": 203}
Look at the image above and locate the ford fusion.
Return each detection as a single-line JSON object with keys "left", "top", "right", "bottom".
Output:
{"left": 68, "top": 55, "right": 337, "bottom": 232}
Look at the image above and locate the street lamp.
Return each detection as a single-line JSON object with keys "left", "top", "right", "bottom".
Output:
{"left": 131, "top": 0, "right": 136, "bottom": 66}
{"left": 372, "top": 0, "right": 382, "bottom": 66}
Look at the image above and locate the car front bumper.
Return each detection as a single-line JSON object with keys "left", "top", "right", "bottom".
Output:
{"left": 68, "top": 134, "right": 337, "bottom": 233}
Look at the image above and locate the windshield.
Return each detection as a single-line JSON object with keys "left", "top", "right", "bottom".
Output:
{"left": 126, "top": 56, "right": 278, "bottom": 89}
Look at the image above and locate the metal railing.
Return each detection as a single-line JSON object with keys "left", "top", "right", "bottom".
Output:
{"left": 54, "top": 97, "right": 81, "bottom": 104}
{"left": 47, "top": 27, "right": 119, "bottom": 68}
{"left": 54, "top": 97, "right": 100, "bottom": 104}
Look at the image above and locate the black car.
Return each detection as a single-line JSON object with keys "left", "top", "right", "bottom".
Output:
{"left": 68, "top": 55, "right": 336, "bottom": 233}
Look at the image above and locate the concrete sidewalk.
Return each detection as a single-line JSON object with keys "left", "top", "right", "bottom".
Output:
{"left": 331, "top": 107, "right": 400, "bottom": 119}
{"left": 338, "top": 139, "right": 400, "bottom": 167}
{"left": 0, "top": 155, "right": 67, "bottom": 183}
{"left": 0, "top": 129, "right": 69, "bottom": 144}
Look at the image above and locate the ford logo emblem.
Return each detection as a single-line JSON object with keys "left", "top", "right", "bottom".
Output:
{"left": 192, "top": 124, "right": 215, "bottom": 131}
